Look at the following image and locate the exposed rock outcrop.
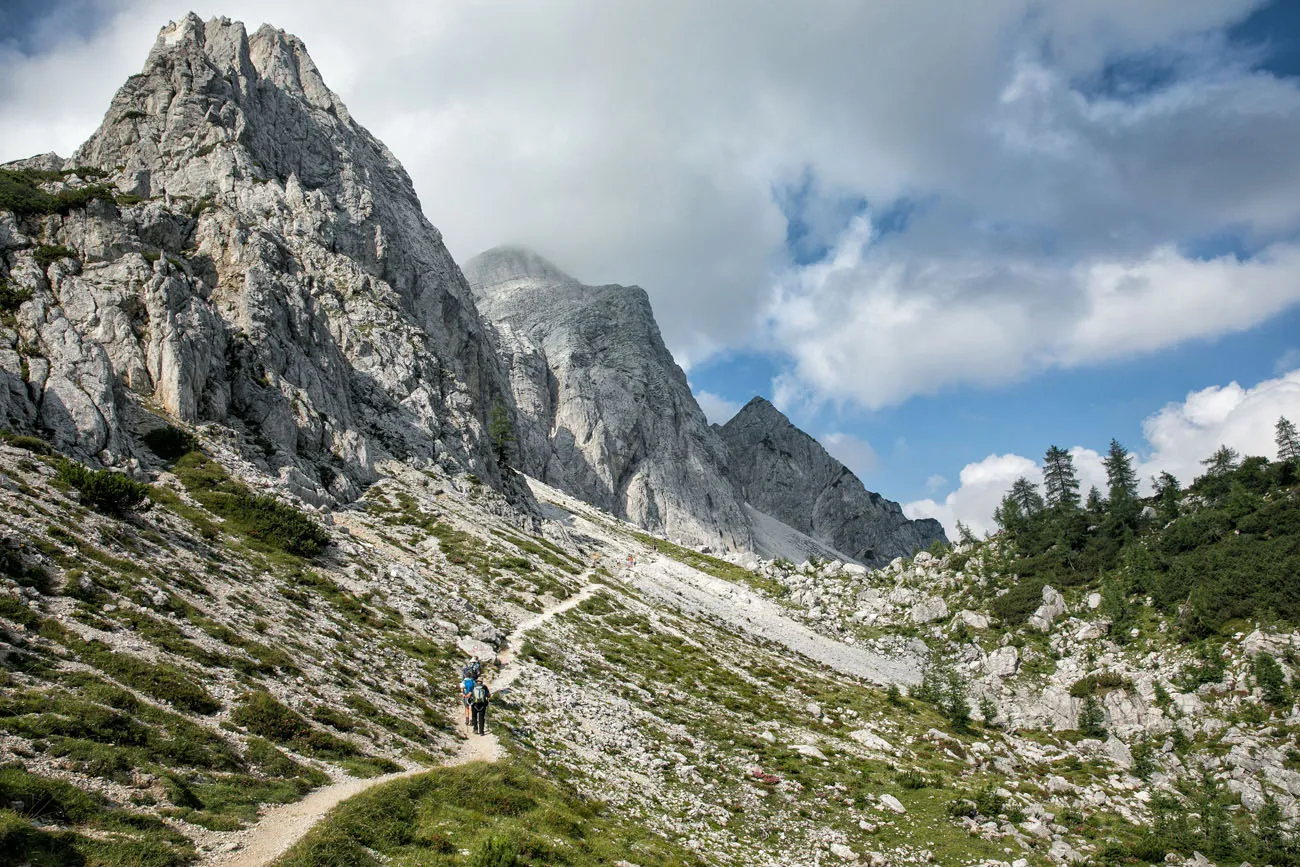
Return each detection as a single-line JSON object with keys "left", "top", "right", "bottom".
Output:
{"left": 464, "top": 246, "right": 751, "bottom": 549}
{"left": 719, "top": 397, "right": 946, "bottom": 566}
{"left": 1, "top": 14, "right": 511, "bottom": 499}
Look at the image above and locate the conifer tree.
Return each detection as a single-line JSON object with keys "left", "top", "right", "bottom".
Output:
{"left": 1085, "top": 486, "right": 1104, "bottom": 513}
{"left": 488, "top": 400, "right": 516, "bottom": 467}
{"left": 1042, "top": 445, "right": 1080, "bottom": 509}
{"left": 1009, "top": 477, "right": 1044, "bottom": 514}
{"left": 1276, "top": 416, "right": 1300, "bottom": 464}
{"left": 1200, "top": 445, "right": 1240, "bottom": 477}
{"left": 1103, "top": 438, "right": 1138, "bottom": 503}
{"left": 1153, "top": 471, "right": 1180, "bottom": 522}
{"left": 993, "top": 493, "right": 1024, "bottom": 535}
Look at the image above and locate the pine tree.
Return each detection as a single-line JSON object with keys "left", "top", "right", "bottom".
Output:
{"left": 1085, "top": 485, "right": 1104, "bottom": 513}
{"left": 1153, "top": 471, "right": 1180, "bottom": 522}
{"left": 1009, "top": 476, "right": 1043, "bottom": 514}
{"left": 955, "top": 521, "right": 977, "bottom": 545}
{"left": 1103, "top": 438, "right": 1138, "bottom": 503}
{"left": 1200, "top": 444, "right": 1240, "bottom": 477}
{"left": 1042, "top": 445, "right": 1080, "bottom": 509}
{"left": 993, "top": 494, "right": 1024, "bottom": 534}
{"left": 1277, "top": 416, "right": 1300, "bottom": 464}
{"left": 488, "top": 401, "right": 515, "bottom": 467}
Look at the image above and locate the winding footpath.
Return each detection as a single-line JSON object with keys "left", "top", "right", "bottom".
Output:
{"left": 207, "top": 577, "right": 600, "bottom": 867}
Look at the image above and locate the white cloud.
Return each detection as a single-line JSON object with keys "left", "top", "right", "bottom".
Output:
{"left": 906, "top": 368, "right": 1300, "bottom": 538}
{"left": 766, "top": 217, "right": 1300, "bottom": 409}
{"left": 1, "top": 1, "right": 1295, "bottom": 394}
{"left": 820, "top": 432, "right": 878, "bottom": 479}
{"left": 904, "top": 454, "right": 1039, "bottom": 538}
{"left": 925, "top": 474, "right": 947, "bottom": 491}
{"left": 1139, "top": 369, "right": 1300, "bottom": 487}
{"left": 692, "top": 389, "right": 741, "bottom": 426}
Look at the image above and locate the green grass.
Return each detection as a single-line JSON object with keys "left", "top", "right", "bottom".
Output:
{"left": 231, "top": 690, "right": 368, "bottom": 763}
{"left": 0, "top": 765, "right": 194, "bottom": 866}
{"left": 273, "top": 759, "right": 707, "bottom": 867}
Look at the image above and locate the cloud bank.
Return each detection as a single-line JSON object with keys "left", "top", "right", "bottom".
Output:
{"left": 2, "top": 1, "right": 1297, "bottom": 397}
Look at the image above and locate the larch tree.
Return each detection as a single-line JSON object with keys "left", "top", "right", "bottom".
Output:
{"left": 1042, "top": 445, "right": 1080, "bottom": 509}
{"left": 1277, "top": 416, "right": 1300, "bottom": 464}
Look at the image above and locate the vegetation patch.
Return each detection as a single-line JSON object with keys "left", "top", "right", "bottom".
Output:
{"left": 172, "top": 452, "right": 329, "bottom": 557}
{"left": 274, "top": 759, "right": 707, "bottom": 867}
{"left": 54, "top": 458, "right": 150, "bottom": 516}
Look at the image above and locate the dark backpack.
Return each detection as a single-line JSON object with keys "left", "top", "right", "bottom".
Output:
{"left": 470, "top": 660, "right": 482, "bottom": 680}
{"left": 472, "top": 683, "right": 488, "bottom": 705}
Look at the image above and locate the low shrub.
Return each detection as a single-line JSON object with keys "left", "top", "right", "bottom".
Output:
{"left": 32, "top": 245, "right": 78, "bottom": 270}
{"left": 55, "top": 459, "right": 149, "bottom": 515}
{"left": 172, "top": 453, "right": 329, "bottom": 557}
{"left": 1069, "top": 671, "right": 1129, "bottom": 698}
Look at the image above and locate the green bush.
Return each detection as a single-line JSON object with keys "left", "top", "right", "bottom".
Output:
{"left": 1254, "top": 652, "right": 1288, "bottom": 706}
{"left": 0, "top": 810, "right": 86, "bottom": 867}
{"left": 231, "top": 691, "right": 310, "bottom": 742}
{"left": 81, "top": 646, "right": 220, "bottom": 715}
{"left": 0, "top": 431, "right": 51, "bottom": 454}
{"left": 0, "top": 280, "right": 32, "bottom": 313}
{"left": 32, "top": 245, "right": 78, "bottom": 270}
{"left": 0, "top": 169, "right": 112, "bottom": 218}
{"left": 471, "top": 835, "right": 522, "bottom": 867}
{"left": 990, "top": 578, "right": 1046, "bottom": 625}
{"left": 143, "top": 426, "right": 198, "bottom": 461}
{"left": 1069, "top": 671, "right": 1129, "bottom": 698}
{"left": 55, "top": 459, "right": 149, "bottom": 515}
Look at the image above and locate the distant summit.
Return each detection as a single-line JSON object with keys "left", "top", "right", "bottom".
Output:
{"left": 720, "top": 397, "right": 947, "bottom": 566}
{"left": 466, "top": 246, "right": 753, "bottom": 550}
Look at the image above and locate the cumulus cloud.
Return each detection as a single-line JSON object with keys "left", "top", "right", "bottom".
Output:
{"left": 2, "top": 1, "right": 1296, "bottom": 389}
{"left": 692, "top": 389, "right": 741, "bottom": 426}
{"left": 906, "top": 369, "right": 1300, "bottom": 538}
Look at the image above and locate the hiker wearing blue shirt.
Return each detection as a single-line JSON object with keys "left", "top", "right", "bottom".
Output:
{"left": 461, "top": 674, "right": 476, "bottom": 728}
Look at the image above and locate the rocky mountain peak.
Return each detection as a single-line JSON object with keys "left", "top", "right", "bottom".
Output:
{"left": 720, "top": 396, "right": 946, "bottom": 566}
{"left": 1, "top": 15, "right": 511, "bottom": 501}
{"left": 463, "top": 245, "right": 581, "bottom": 292}
{"left": 466, "top": 249, "right": 752, "bottom": 550}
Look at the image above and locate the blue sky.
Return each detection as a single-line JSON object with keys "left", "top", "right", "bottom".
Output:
{"left": 4, "top": 0, "right": 1300, "bottom": 536}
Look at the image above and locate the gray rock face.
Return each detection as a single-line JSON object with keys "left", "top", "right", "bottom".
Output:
{"left": 719, "top": 397, "right": 946, "bottom": 566}
{"left": 1, "top": 14, "right": 509, "bottom": 495}
{"left": 465, "top": 246, "right": 751, "bottom": 549}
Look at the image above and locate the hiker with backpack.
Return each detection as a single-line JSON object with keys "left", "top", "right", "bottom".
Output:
{"left": 470, "top": 677, "right": 491, "bottom": 735}
{"left": 460, "top": 665, "right": 478, "bottom": 728}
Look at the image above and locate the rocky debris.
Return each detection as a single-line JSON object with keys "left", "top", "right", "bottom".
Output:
{"left": 1028, "top": 586, "right": 1067, "bottom": 632}
{"left": 465, "top": 246, "right": 751, "bottom": 551}
{"left": 719, "top": 397, "right": 946, "bottom": 566}
{"left": 909, "top": 596, "right": 948, "bottom": 624}
{"left": 878, "top": 793, "right": 906, "bottom": 814}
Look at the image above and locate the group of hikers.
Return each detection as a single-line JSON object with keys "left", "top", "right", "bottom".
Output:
{"left": 460, "top": 656, "right": 492, "bottom": 736}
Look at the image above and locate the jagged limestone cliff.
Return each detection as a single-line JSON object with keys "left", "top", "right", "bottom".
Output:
{"left": 1, "top": 14, "right": 511, "bottom": 503}
{"left": 464, "top": 246, "right": 752, "bottom": 550}
{"left": 720, "top": 396, "right": 946, "bottom": 566}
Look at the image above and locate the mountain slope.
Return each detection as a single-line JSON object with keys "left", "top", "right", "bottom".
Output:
{"left": 465, "top": 245, "right": 752, "bottom": 550}
{"left": 720, "top": 396, "right": 946, "bottom": 566}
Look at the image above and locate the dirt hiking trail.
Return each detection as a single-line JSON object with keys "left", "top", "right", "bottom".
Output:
{"left": 207, "top": 576, "right": 600, "bottom": 867}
